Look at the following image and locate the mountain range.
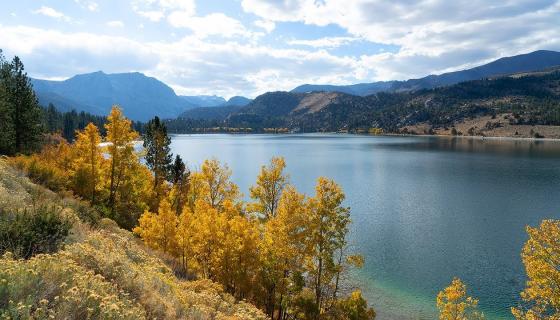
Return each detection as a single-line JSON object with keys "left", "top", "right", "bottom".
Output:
{"left": 31, "top": 72, "right": 251, "bottom": 121}
{"left": 215, "top": 66, "right": 560, "bottom": 134}
{"left": 291, "top": 50, "right": 560, "bottom": 95}
{"left": 31, "top": 50, "right": 560, "bottom": 124}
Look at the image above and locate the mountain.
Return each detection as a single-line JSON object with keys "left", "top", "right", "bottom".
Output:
{"left": 180, "top": 105, "right": 246, "bottom": 121}
{"left": 291, "top": 81, "right": 396, "bottom": 96}
{"left": 292, "top": 50, "right": 560, "bottom": 95}
{"left": 31, "top": 71, "right": 228, "bottom": 121}
{"left": 181, "top": 67, "right": 560, "bottom": 134}
{"left": 224, "top": 96, "right": 252, "bottom": 107}
{"left": 179, "top": 95, "right": 226, "bottom": 108}
{"left": 178, "top": 96, "right": 252, "bottom": 120}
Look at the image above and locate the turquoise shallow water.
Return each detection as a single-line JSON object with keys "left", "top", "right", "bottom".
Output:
{"left": 170, "top": 134, "right": 560, "bottom": 319}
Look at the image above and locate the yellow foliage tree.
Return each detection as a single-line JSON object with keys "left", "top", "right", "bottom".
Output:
{"left": 437, "top": 278, "right": 484, "bottom": 320}
{"left": 104, "top": 106, "right": 139, "bottom": 211}
{"left": 176, "top": 204, "right": 195, "bottom": 274}
{"left": 512, "top": 220, "right": 560, "bottom": 319}
{"left": 71, "top": 123, "right": 104, "bottom": 204}
{"left": 104, "top": 106, "right": 152, "bottom": 228}
{"left": 188, "top": 200, "right": 228, "bottom": 279}
{"left": 306, "top": 177, "right": 351, "bottom": 312}
{"left": 196, "top": 159, "right": 240, "bottom": 210}
{"left": 249, "top": 156, "right": 289, "bottom": 219}
{"left": 259, "top": 185, "right": 307, "bottom": 317}
{"left": 332, "top": 290, "right": 376, "bottom": 320}
{"left": 133, "top": 198, "right": 177, "bottom": 254}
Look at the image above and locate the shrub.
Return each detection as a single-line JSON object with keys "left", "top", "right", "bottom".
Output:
{"left": 0, "top": 252, "right": 146, "bottom": 319}
{"left": 0, "top": 205, "right": 72, "bottom": 259}
{"left": 10, "top": 155, "right": 68, "bottom": 192}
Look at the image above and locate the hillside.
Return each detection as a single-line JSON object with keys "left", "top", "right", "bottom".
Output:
{"left": 178, "top": 95, "right": 226, "bottom": 107}
{"left": 179, "top": 96, "right": 252, "bottom": 120}
{"left": 192, "top": 68, "right": 560, "bottom": 137}
{"left": 180, "top": 104, "right": 245, "bottom": 121}
{"left": 0, "top": 159, "right": 265, "bottom": 319}
{"left": 31, "top": 72, "right": 236, "bottom": 121}
{"left": 292, "top": 50, "right": 560, "bottom": 95}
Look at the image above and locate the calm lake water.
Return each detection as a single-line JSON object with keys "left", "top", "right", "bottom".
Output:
{"left": 170, "top": 134, "right": 560, "bottom": 319}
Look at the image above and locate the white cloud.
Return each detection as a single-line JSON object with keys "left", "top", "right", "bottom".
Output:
{"left": 241, "top": 0, "right": 560, "bottom": 80}
{"left": 87, "top": 3, "right": 99, "bottom": 12}
{"left": 0, "top": 25, "right": 361, "bottom": 97}
{"left": 137, "top": 10, "right": 165, "bottom": 22}
{"left": 75, "top": 0, "right": 99, "bottom": 12}
{"left": 254, "top": 20, "right": 275, "bottom": 33}
{"left": 133, "top": 0, "right": 195, "bottom": 22}
{"left": 106, "top": 20, "right": 125, "bottom": 28}
{"left": 33, "top": 6, "right": 71, "bottom": 21}
{"left": 288, "top": 37, "right": 357, "bottom": 48}
{"left": 6, "top": 1, "right": 560, "bottom": 99}
{"left": 168, "top": 13, "right": 256, "bottom": 39}
{"left": 0, "top": 26, "right": 156, "bottom": 78}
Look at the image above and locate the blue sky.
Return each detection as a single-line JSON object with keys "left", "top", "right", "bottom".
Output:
{"left": 0, "top": 0, "right": 559, "bottom": 98}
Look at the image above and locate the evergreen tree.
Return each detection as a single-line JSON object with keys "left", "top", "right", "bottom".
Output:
{"left": 0, "top": 83, "right": 15, "bottom": 155}
{"left": 2, "top": 56, "right": 43, "bottom": 154}
{"left": 44, "top": 103, "right": 61, "bottom": 133}
{"left": 172, "top": 154, "right": 186, "bottom": 184}
{"left": 143, "top": 116, "right": 173, "bottom": 204}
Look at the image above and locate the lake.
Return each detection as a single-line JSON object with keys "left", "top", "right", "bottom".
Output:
{"left": 170, "top": 133, "right": 560, "bottom": 319}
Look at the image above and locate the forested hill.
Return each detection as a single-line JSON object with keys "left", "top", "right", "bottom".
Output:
{"left": 292, "top": 50, "right": 560, "bottom": 95}
{"left": 174, "top": 68, "right": 560, "bottom": 134}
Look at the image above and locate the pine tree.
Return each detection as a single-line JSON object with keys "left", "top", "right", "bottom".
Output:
{"left": 143, "top": 116, "right": 173, "bottom": 205}
{"left": 0, "top": 83, "right": 15, "bottom": 155}
{"left": 3, "top": 56, "right": 43, "bottom": 154}
{"left": 170, "top": 155, "right": 190, "bottom": 215}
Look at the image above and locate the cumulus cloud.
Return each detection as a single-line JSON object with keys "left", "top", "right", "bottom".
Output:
{"left": 168, "top": 13, "right": 257, "bottom": 39}
{"left": 0, "top": 26, "right": 157, "bottom": 79}
{"left": 33, "top": 6, "right": 71, "bottom": 21}
{"left": 241, "top": 0, "right": 560, "bottom": 79}
{"left": 6, "top": 1, "right": 560, "bottom": 98}
{"left": 0, "top": 24, "right": 361, "bottom": 97}
{"left": 254, "top": 20, "right": 275, "bottom": 33}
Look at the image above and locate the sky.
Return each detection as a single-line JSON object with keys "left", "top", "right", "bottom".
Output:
{"left": 0, "top": 0, "right": 559, "bottom": 98}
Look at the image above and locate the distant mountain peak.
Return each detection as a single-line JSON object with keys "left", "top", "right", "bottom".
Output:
{"left": 292, "top": 50, "right": 560, "bottom": 96}
{"left": 32, "top": 71, "right": 229, "bottom": 121}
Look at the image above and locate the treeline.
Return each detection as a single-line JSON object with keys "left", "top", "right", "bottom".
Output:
{"left": 42, "top": 103, "right": 107, "bottom": 141}
{"left": 11, "top": 106, "right": 376, "bottom": 319}
{"left": 42, "top": 103, "right": 145, "bottom": 142}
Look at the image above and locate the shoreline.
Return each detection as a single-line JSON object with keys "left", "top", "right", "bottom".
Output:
{"left": 170, "top": 131, "right": 560, "bottom": 142}
{"left": 383, "top": 133, "right": 560, "bottom": 142}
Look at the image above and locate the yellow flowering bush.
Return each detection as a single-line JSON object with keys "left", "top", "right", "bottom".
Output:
{"left": 0, "top": 252, "right": 146, "bottom": 319}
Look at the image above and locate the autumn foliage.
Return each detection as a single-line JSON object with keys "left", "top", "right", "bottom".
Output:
{"left": 9, "top": 106, "right": 374, "bottom": 319}
{"left": 133, "top": 157, "right": 373, "bottom": 319}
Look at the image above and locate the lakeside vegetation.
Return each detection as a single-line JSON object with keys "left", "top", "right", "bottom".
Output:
{"left": 2, "top": 54, "right": 560, "bottom": 320}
